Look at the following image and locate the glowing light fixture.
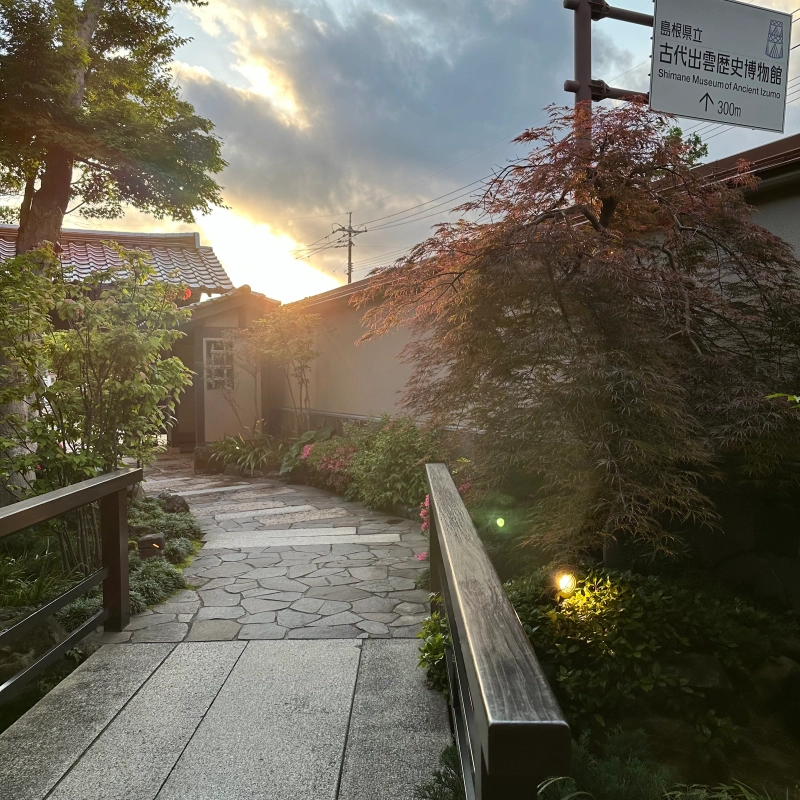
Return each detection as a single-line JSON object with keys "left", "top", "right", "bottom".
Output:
{"left": 496, "top": 517, "right": 505, "bottom": 528}
{"left": 557, "top": 572, "right": 577, "bottom": 596}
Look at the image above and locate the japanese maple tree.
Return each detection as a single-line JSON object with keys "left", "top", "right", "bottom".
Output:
{"left": 358, "top": 103, "right": 800, "bottom": 559}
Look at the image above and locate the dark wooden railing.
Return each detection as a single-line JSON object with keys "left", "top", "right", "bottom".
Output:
{"left": 0, "top": 467, "right": 141, "bottom": 701}
{"left": 426, "top": 463, "right": 571, "bottom": 799}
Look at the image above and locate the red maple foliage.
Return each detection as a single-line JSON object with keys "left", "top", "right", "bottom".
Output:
{"left": 357, "top": 103, "right": 800, "bottom": 557}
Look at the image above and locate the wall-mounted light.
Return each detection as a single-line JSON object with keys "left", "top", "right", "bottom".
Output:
{"left": 556, "top": 572, "right": 577, "bottom": 597}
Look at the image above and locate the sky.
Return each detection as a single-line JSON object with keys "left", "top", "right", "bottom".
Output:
{"left": 64, "top": 0, "right": 800, "bottom": 302}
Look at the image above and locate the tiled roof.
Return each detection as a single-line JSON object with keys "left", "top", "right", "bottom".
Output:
{"left": 0, "top": 225, "right": 234, "bottom": 294}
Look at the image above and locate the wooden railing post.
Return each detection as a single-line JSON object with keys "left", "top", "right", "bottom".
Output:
{"left": 425, "top": 463, "right": 571, "bottom": 799}
{"left": 428, "top": 505, "right": 442, "bottom": 613}
{"left": 100, "top": 488, "right": 130, "bottom": 631}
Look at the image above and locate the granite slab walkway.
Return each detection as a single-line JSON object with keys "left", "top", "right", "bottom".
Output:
{"left": 1, "top": 639, "right": 451, "bottom": 800}
{"left": 93, "top": 454, "right": 431, "bottom": 644}
{"left": 0, "top": 455, "right": 450, "bottom": 799}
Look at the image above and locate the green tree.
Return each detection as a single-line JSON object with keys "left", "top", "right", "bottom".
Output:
{"left": 0, "top": 244, "right": 192, "bottom": 496}
{"left": 239, "top": 306, "right": 321, "bottom": 435}
{"left": 0, "top": 0, "right": 225, "bottom": 252}
{"left": 359, "top": 103, "right": 800, "bottom": 561}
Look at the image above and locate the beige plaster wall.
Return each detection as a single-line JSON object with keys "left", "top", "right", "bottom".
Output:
{"left": 202, "top": 336, "right": 261, "bottom": 442}
{"left": 270, "top": 299, "right": 414, "bottom": 419}
{"left": 751, "top": 190, "right": 800, "bottom": 251}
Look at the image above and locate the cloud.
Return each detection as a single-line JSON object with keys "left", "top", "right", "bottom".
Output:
{"left": 169, "top": 0, "right": 635, "bottom": 285}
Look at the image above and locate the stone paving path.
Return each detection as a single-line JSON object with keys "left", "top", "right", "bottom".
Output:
{"left": 94, "top": 454, "right": 430, "bottom": 644}
{"left": 2, "top": 453, "right": 450, "bottom": 800}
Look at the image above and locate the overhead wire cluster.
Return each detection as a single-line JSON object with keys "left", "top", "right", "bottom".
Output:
{"left": 293, "top": 58, "right": 655, "bottom": 275}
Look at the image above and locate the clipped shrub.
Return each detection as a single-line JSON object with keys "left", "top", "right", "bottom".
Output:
{"left": 129, "top": 556, "right": 186, "bottom": 605}
{"left": 507, "top": 568, "right": 797, "bottom": 742}
{"left": 413, "top": 744, "right": 465, "bottom": 800}
{"left": 540, "top": 730, "right": 673, "bottom": 800}
{"left": 129, "top": 498, "right": 201, "bottom": 541}
{"left": 346, "top": 415, "right": 442, "bottom": 510}
{"left": 417, "top": 609, "right": 450, "bottom": 695}
{"left": 56, "top": 595, "right": 103, "bottom": 631}
{"left": 303, "top": 437, "right": 356, "bottom": 494}
{"left": 164, "top": 537, "right": 195, "bottom": 565}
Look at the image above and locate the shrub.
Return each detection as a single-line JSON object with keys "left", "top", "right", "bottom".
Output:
{"left": 303, "top": 437, "right": 356, "bottom": 494}
{"left": 540, "top": 730, "right": 673, "bottom": 800}
{"left": 210, "top": 431, "right": 282, "bottom": 475}
{"left": 129, "top": 498, "right": 201, "bottom": 541}
{"left": 56, "top": 553, "right": 188, "bottom": 626}
{"left": 418, "top": 609, "right": 450, "bottom": 695}
{"left": 129, "top": 556, "right": 187, "bottom": 605}
{"left": 413, "top": 744, "right": 465, "bottom": 800}
{"left": 507, "top": 568, "right": 796, "bottom": 743}
{"left": 56, "top": 595, "right": 103, "bottom": 631}
{"left": 346, "top": 416, "right": 442, "bottom": 510}
{"left": 164, "top": 537, "right": 195, "bottom": 565}
{"left": 279, "top": 427, "right": 333, "bottom": 475}
{"left": 540, "top": 731, "right": 780, "bottom": 800}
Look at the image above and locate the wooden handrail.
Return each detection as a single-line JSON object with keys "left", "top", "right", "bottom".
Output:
{"left": 426, "top": 463, "right": 570, "bottom": 799}
{"left": 0, "top": 467, "right": 142, "bottom": 537}
{"left": 0, "top": 467, "right": 141, "bottom": 701}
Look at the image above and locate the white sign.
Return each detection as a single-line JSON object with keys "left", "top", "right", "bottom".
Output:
{"left": 650, "top": 0, "right": 791, "bottom": 132}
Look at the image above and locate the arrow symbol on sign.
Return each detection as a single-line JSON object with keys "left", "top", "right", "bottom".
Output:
{"left": 699, "top": 92, "right": 714, "bottom": 111}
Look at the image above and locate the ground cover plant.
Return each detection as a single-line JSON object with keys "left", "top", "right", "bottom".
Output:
{"left": 506, "top": 567, "right": 800, "bottom": 792}
{"left": 0, "top": 493, "right": 197, "bottom": 734}
{"left": 210, "top": 430, "right": 284, "bottom": 476}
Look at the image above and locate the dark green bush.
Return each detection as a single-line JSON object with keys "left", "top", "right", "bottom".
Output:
{"left": 164, "top": 537, "right": 195, "bottom": 565}
{"left": 211, "top": 430, "right": 282, "bottom": 475}
{"left": 417, "top": 609, "right": 450, "bottom": 695}
{"left": 413, "top": 744, "right": 465, "bottom": 800}
{"left": 507, "top": 568, "right": 796, "bottom": 743}
{"left": 130, "top": 556, "right": 186, "bottom": 605}
{"left": 56, "top": 594, "right": 103, "bottom": 631}
{"left": 57, "top": 554, "right": 188, "bottom": 626}
{"left": 129, "top": 498, "right": 201, "bottom": 541}
{"left": 540, "top": 730, "right": 673, "bottom": 800}
{"left": 346, "top": 416, "right": 442, "bottom": 510}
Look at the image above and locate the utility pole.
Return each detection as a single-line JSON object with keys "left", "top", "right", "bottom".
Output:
{"left": 332, "top": 212, "right": 367, "bottom": 284}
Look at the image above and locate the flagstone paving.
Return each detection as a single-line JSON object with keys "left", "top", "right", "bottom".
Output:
{"left": 4, "top": 454, "right": 449, "bottom": 800}
{"left": 91, "top": 454, "right": 430, "bottom": 644}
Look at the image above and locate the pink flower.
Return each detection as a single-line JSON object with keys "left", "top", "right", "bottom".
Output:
{"left": 414, "top": 552, "right": 428, "bottom": 561}
{"left": 301, "top": 444, "right": 314, "bottom": 460}
{"left": 419, "top": 494, "right": 430, "bottom": 533}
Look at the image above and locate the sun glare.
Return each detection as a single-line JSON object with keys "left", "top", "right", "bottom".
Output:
{"left": 197, "top": 208, "right": 340, "bottom": 303}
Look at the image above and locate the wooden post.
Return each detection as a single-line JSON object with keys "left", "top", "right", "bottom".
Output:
{"left": 428, "top": 506, "right": 442, "bottom": 611}
{"left": 100, "top": 488, "right": 130, "bottom": 631}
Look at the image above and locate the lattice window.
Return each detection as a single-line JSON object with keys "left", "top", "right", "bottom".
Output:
{"left": 205, "top": 339, "right": 233, "bottom": 390}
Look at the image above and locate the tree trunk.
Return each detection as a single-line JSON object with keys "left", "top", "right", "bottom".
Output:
{"left": 15, "top": 146, "right": 74, "bottom": 253}
{"left": 15, "top": 0, "right": 106, "bottom": 253}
